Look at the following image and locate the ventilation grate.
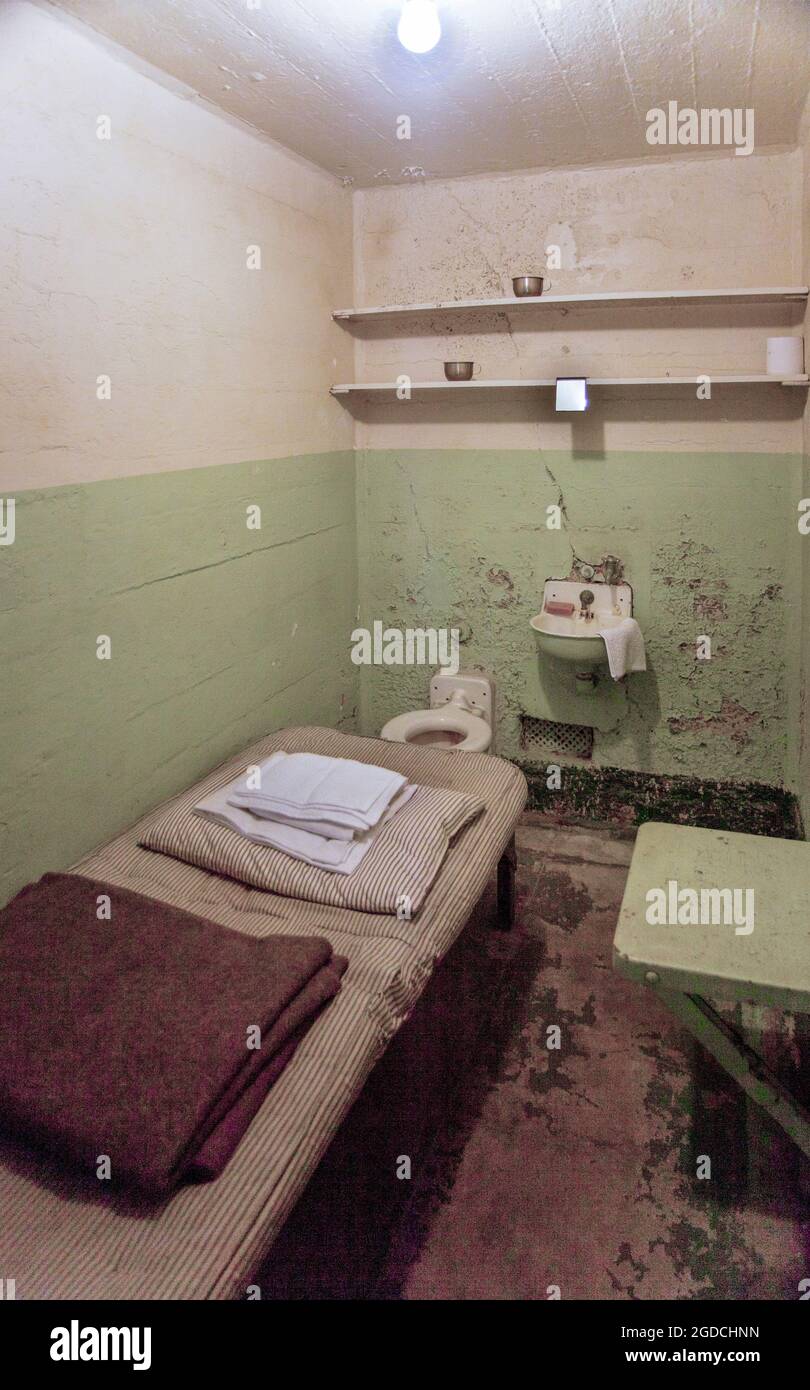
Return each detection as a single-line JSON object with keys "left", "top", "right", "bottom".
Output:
{"left": 520, "top": 715, "right": 594, "bottom": 761}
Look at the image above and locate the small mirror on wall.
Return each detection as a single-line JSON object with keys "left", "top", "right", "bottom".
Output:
{"left": 555, "top": 377, "right": 588, "bottom": 411}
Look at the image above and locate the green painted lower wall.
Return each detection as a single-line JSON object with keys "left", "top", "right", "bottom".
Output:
{"left": 4, "top": 444, "right": 804, "bottom": 905}
{"left": 355, "top": 448, "right": 802, "bottom": 786}
{"left": 1, "top": 452, "right": 358, "bottom": 904}
{"left": 800, "top": 441, "right": 810, "bottom": 834}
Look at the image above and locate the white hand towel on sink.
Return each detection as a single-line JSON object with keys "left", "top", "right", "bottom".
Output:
{"left": 227, "top": 750, "right": 407, "bottom": 832}
{"left": 598, "top": 618, "right": 647, "bottom": 680}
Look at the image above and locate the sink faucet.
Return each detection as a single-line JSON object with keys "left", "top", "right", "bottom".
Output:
{"left": 579, "top": 589, "right": 595, "bottom": 620}
{"left": 602, "top": 555, "right": 622, "bottom": 586}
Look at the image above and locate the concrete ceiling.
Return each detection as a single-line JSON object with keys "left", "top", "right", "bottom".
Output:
{"left": 48, "top": 0, "right": 810, "bottom": 186}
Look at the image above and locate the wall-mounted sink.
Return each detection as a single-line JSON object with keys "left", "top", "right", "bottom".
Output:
{"left": 530, "top": 610, "right": 628, "bottom": 670}
{"left": 531, "top": 575, "right": 637, "bottom": 693}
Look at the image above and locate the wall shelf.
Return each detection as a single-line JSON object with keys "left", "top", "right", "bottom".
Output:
{"left": 333, "top": 286, "right": 809, "bottom": 323}
{"left": 331, "top": 374, "right": 809, "bottom": 395}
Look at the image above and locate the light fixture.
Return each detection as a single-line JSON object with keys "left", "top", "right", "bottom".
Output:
{"left": 397, "top": 0, "right": 441, "bottom": 53}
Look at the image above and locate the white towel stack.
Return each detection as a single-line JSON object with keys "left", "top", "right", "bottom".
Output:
{"left": 194, "top": 751, "right": 416, "bottom": 874}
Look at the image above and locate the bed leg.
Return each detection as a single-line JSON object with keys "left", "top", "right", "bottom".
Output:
{"left": 496, "top": 835, "right": 517, "bottom": 931}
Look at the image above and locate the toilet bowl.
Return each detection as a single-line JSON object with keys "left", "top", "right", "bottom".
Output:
{"left": 381, "top": 672, "right": 493, "bottom": 752}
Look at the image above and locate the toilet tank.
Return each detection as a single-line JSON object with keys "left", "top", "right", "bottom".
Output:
{"left": 430, "top": 671, "right": 494, "bottom": 726}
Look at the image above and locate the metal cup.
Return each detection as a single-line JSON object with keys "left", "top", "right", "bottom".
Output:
{"left": 512, "top": 275, "right": 544, "bottom": 297}
{"left": 444, "top": 361, "right": 476, "bottom": 381}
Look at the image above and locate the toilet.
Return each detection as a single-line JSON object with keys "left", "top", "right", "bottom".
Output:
{"left": 381, "top": 671, "right": 493, "bottom": 752}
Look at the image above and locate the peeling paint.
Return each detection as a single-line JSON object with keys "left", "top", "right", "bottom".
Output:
{"left": 693, "top": 593, "right": 728, "bottom": 621}
{"left": 358, "top": 449, "right": 800, "bottom": 787}
{"left": 485, "top": 565, "right": 514, "bottom": 592}
{"left": 668, "top": 697, "right": 760, "bottom": 752}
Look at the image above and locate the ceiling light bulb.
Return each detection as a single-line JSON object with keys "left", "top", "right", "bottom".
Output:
{"left": 397, "top": 0, "right": 441, "bottom": 54}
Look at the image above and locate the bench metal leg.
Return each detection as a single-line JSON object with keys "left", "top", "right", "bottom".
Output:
{"left": 657, "top": 988, "right": 810, "bottom": 1161}
{"left": 496, "top": 835, "right": 517, "bottom": 931}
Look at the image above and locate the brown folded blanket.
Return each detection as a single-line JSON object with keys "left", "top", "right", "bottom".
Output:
{"left": 0, "top": 872, "right": 346, "bottom": 1196}
{"left": 189, "top": 960, "right": 346, "bottom": 1182}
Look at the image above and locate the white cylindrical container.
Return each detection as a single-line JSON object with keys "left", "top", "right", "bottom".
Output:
{"left": 766, "top": 336, "right": 804, "bottom": 376}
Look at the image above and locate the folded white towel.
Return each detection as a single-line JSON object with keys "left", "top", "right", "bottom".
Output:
{"left": 194, "top": 782, "right": 416, "bottom": 874}
{"left": 598, "top": 618, "right": 647, "bottom": 680}
{"left": 229, "top": 784, "right": 397, "bottom": 835}
{"left": 231, "top": 808, "right": 362, "bottom": 842}
{"left": 228, "top": 751, "right": 406, "bottom": 832}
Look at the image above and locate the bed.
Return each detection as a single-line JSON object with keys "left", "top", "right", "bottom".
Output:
{"left": 0, "top": 726, "right": 526, "bottom": 1300}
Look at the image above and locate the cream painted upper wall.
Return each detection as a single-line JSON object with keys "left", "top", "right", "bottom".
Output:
{"left": 350, "top": 151, "right": 805, "bottom": 453}
{"left": 0, "top": 1, "right": 353, "bottom": 490}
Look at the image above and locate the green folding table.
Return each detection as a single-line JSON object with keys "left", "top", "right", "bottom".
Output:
{"left": 613, "top": 821, "right": 810, "bottom": 1159}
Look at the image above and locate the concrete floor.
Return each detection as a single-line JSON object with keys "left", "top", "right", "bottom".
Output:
{"left": 377, "top": 818, "right": 809, "bottom": 1300}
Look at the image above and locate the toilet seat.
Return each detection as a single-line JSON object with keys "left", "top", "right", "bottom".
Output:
{"left": 381, "top": 706, "right": 491, "bottom": 752}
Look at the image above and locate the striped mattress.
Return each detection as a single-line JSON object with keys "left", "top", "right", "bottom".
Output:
{"left": 0, "top": 726, "right": 527, "bottom": 1300}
